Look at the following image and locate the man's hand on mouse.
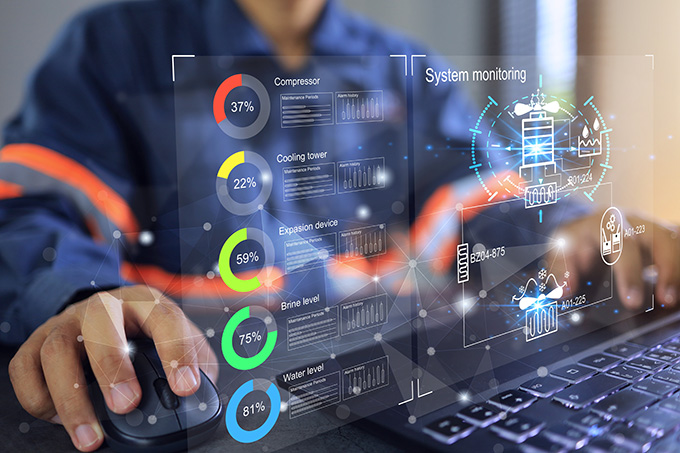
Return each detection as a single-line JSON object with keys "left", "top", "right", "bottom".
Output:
{"left": 8, "top": 285, "right": 219, "bottom": 452}
{"left": 552, "top": 213, "right": 680, "bottom": 310}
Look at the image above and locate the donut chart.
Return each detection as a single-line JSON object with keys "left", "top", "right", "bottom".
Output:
{"left": 218, "top": 228, "right": 274, "bottom": 292}
{"left": 216, "top": 151, "right": 273, "bottom": 215}
{"left": 225, "top": 378, "right": 281, "bottom": 443}
{"left": 213, "top": 74, "right": 270, "bottom": 139}
{"left": 221, "top": 306, "right": 278, "bottom": 370}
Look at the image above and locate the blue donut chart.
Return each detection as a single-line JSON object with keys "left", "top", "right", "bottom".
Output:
{"left": 225, "top": 379, "right": 281, "bottom": 443}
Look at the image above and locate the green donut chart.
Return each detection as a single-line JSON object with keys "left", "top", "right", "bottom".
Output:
{"left": 218, "top": 228, "right": 275, "bottom": 292}
{"left": 222, "top": 306, "right": 278, "bottom": 370}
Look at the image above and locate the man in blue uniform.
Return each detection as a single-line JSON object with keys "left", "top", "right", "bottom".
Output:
{"left": 1, "top": 1, "right": 678, "bottom": 451}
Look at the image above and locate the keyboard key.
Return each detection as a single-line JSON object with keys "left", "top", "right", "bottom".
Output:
{"left": 656, "top": 394, "right": 680, "bottom": 413}
{"left": 626, "top": 356, "right": 666, "bottom": 372}
{"left": 490, "top": 413, "right": 544, "bottom": 443}
{"left": 586, "top": 437, "right": 633, "bottom": 453}
{"left": 607, "top": 423, "right": 656, "bottom": 451}
{"left": 630, "top": 406, "right": 680, "bottom": 437}
{"left": 607, "top": 364, "right": 648, "bottom": 382}
{"left": 579, "top": 353, "right": 621, "bottom": 371}
{"left": 520, "top": 376, "right": 567, "bottom": 398}
{"left": 457, "top": 403, "right": 503, "bottom": 427}
{"left": 633, "top": 377, "right": 678, "bottom": 396}
{"left": 590, "top": 389, "right": 657, "bottom": 421}
{"left": 662, "top": 340, "right": 680, "bottom": 353}
{"left": 423, "top": 416, "right": 475, "bottom": 444}
{"left": 488, "top": 389, "right": 536, "bottom": 412}
{"left": 550, "top": 364, "right": 596, "bottom": 383}
{"left": 566, "top": 412, "right": 611, "bottom": 436}
{"left": 646, "top": 349, "right": 680, "bottom": 363}
{"left": 605, "top": 343, "right": 646, "bottom": 359}
{"left": 519, "top": 434, "right": 567, "bottom": 453}
{"left": 552, "top": 374, "right": 626, "bottom": 410}
{"left": 543, "top": 424, "right": 589, "bottom": 450}
{"left": 654, "top": 368, "right": 680, "bottom": 385}
{"left": 651, "top": 436, "right": 680, "bottom": 453}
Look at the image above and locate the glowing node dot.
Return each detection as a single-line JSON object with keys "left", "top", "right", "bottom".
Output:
{"left": 109, "top": 383, "right": 115, "bottom": 388}
{"left": 330, "top": 353, "right": 336, "bottom": 359}
{"left": 113, "top": 230, "right": 121, "bottom": 239}
{"left": 258, "top": 204, "right": 264, "bottom": 211}
{"left": 460, "top": 392, "right": 470, "bottom": 401}
{"left": 206, "top": 328, "right": 215, "bottom": 338}
{"left": 374, "top": 333, "right": 383, "bottom": 342}
{"left": 206, "top": 271, "right": 215, "bottom": 279}
{"left": 203, "top": 222, "right": 212, "bottom": 231}
{"left": 537, "top": 366, "right": 548, "bottom": 377}
{"left": 0, "top": 322, "right": 10, "bottom": 333}
{"left": 90, "top": 280, "right": 96, "bottom": 286}
{"left": 198, "top": 402, "right": 207, "bottom": 411}
{"left": 557, "top": 238, "right": 566, "bottom": 248}
{"left": 154, "top": 298, "right": 160, "bottom": 305}
{"left": 74, "top": 383, "right": 80, "bottom": 389}
{"left": 148, "top": 415, "right": 157, "bottom": 425}
{"left": 223, "top": 307, "right": 230, "bottom": 313}
{"left": 264, "top": 316, "right": 272, "bottom": 325}
{"left": 485, "top": 345, "right": 490, "bottom": 350}
{"left": 138, "top": 231, "right": 154, "bottom": 246}
{"left": 427, "top": 347, "right": 435, "bottom": 356}
{"left": 479, "top": 290, "right": 487, "bottom": 299}
{"left": 373, "top": 275, "right": 380, "bottom": 282}
{"left": 170, "top": 360, "right": 178, "bottom": 369}
{"left": 409, "top": 259, "right": 417, "bottom": 268}
{"left": 455, "top": 203, "right": 464, "bottom": 211}
{"left": 19, "top": 423, "right": 30, "bottom": 434}
{"left": 408, "top": 416, "right": 417, "bottom": 424}
{"left": 419, "top": 309, "right": 427, "bottom": 318}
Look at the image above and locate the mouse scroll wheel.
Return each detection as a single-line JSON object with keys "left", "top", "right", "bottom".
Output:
{"left": 153, "top": 378, "right": 180, "bottom": 410}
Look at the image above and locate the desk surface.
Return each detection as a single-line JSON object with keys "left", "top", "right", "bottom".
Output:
{"left": 0, "top": 346, "right": 406, "bottom": 452}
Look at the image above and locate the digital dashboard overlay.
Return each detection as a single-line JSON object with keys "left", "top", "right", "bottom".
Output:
{"left": 171, "top": 55, "right": 655, "bottom": 449}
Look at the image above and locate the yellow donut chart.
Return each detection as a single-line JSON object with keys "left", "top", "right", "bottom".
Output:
{"left": 216, "top": 151, "right": 273, "bottom": 216}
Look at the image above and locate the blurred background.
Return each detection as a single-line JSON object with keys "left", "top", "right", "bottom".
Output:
{"left": 0, "top": 0, "right": 678, "bottom": 223}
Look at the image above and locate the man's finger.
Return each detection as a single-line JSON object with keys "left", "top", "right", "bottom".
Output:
{"left": 78, "top": 292, "right": 142, "bottom": 414}
{"left": 615, "top": 236, "right": 645, "bottom": 309}
{"left": 41, "top": 321, "right": 104, "bottom": 452}
{"left": 124, "top": 288, "right": 200, "bottom": 396}
{"left": 188, "top": 322, "right": 220, "bottom": 384}
{"left": 654, "top": 225, "right": 680, "bottom": 307}
{"left": 8, "top": 324, "right": 56, "bottom": 421}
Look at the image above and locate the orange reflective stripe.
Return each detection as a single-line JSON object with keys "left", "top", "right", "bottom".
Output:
{"left": 0, "top": 180, "right": 22, "bottom": 199}
{"left": 121, "top": 262, "right": 285, "bottom": 299}
{"left": 0, "top": 144, "right": 139, "bottom": 238}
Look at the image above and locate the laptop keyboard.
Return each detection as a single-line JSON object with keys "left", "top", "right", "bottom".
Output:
{"left": 422, "top": 337, "right": 680, "bottom": 451}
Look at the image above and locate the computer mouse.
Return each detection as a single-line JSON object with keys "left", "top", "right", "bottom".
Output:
{"left": 87, "top": 339, "right": 223, "bottom": 453}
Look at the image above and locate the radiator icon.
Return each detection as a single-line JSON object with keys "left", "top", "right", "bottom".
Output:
{"left": 526, "top": 300, "right": 558, "bottom": 342}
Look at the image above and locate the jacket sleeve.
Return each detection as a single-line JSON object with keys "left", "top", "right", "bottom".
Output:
{"left": 0, "top": 11, "right": 140, "bottom": 345}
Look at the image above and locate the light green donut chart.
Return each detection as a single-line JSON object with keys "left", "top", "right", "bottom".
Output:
{"left": 221, "top": 306, "right": 278, "bottom": 370}
{"left": 218, "top": 228, "right": 274, "bottom": 293}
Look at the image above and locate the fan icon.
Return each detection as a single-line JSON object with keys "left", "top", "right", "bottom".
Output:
{"left": 538, "top": 269, "right": 547, "bottom": 280}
